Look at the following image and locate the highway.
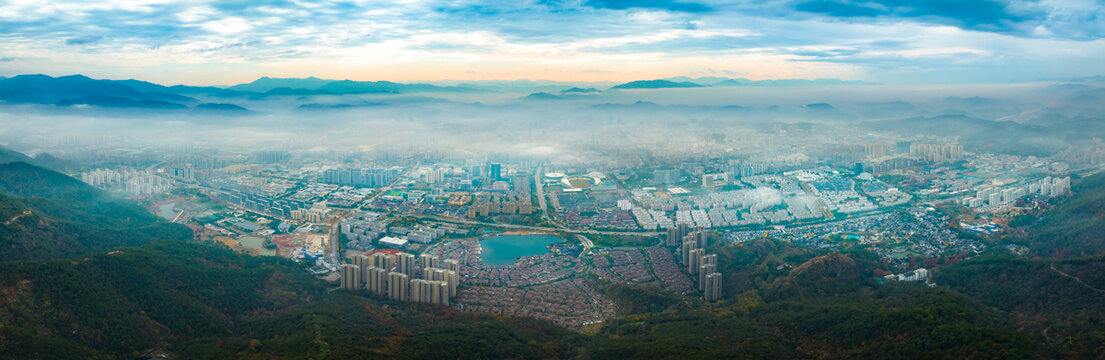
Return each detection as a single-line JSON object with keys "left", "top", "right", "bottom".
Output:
{"left": 533, "top": 166, "right": 552, "bottom": 224}
{"left": 409, "top": 213, "right": 660, "bottom": 237}
{"left": 327, "top": 162, "right": 414, "bottom": 259}
{"left": 530, "top": 166, "right": 597, "bottom": 251}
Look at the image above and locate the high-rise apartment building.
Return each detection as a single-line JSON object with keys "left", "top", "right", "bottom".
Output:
{"left": 489, "top": 163, "right": 502, "bottom": 180}
{"left": 704, "top": 272, "right": 723, "bottom": 301}
{"left": 688, "top": 248, "right": 705, "bottom": 274}
{"left": 681, "top": 240, "right": 698, "bottom": 264}
{"left": 396, "top": 253, "right": 415, "bottom": 276}
{"left": 684, "top": 230, "right": 708, "bottom": 249}
{"left": 420, "top": 254, "right": 439, "bottom": 269}
{"left": 371, "top": 253, "right": 394, "bottom": 271}
{"left": 410, "top": 279, "right": 429, "bottom": 303}
{"left": 667, "top": 222, "right": 690, "bottom": 246}
{"left": 340, "top": 264, "right": 361, "bottom": 290}
{"left": 700, "top": 264, "right": 716, "bottom": 291}
{"left": 388, "top": 272, "right": 409, "bottom": 301}
{"left": 366, "top": 266, "right": 388, "bottom": 295}
{"left": 443, "top": 259, "right": 460, "bottom": 272}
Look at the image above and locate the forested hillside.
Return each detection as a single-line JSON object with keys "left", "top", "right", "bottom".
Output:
{"left": 937, "top": 254, "right": 1105, "bottom": 357}
{"left": 0, "top": 241, "right": 578, "bottom": 359}
{"left": 1017, "top": 171, "right": 1105, "bottom": 258}
{"left": 0, "top": 161, "right": 191, "bottom": 261}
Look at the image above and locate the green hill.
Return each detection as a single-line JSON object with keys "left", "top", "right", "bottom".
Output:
{"left": 584, "top": 239, "right": 1039, "bottom": 359}
{"left": 0, "top": 147, "right": 32, "bottom": 164}
{"left": 937, "top": 254, "right": 1105, "bottom": 357}
{"left": 0, "top": 147, "right": 74, "bottom": 172}
{"left": 0, "top": 241, "right": 326, "bottom": 358}
{"left": 0, "top": 161, "right": 191, "bottom": 261}
{"left": 590, "top": 284, "right": 1036, "bottom": 359}
{"left": 0, "top": 241, "right": 577, "bottom": 359}
{"left": 0, "top": 239, "right": 1043, "bottom": 359}
{"left": 1, "top": 234, "right": 1094, "bottom": 359}
{"left": 1016, "top": 171, "right": 1105, "bottom": 258}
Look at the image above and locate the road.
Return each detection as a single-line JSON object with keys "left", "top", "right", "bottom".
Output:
{"left": 328, "top": 217, "right": 341, "bottom": 258}
{"left": 574, "top": 234, "right": 594, "bottom": 249}
{"left": 410, "top": 214, "right": 660, "bottom": 237}
{"left": 4, "top": 210, "right": 31, "bottom": 226}
{"left": 533, "top": 166, "right": 551, "bottom": 224}
{"left": 327, "top": 161, "right": 414, "bottom": 260}
{"left": 170, "top": 210, "right": 186, "bottom": 223}
{"left": 529, "top": 165, "right": 598, "bottom": 252}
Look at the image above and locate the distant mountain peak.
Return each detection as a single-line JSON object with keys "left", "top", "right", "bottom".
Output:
{"left": 560, "top": 87, "right": 600, "bottom": 94}
{"left": 229, "top": 76, "right": 335, "bottom": 92}
{"left": 611, "top": 79, "right": 705, "bottom": 90}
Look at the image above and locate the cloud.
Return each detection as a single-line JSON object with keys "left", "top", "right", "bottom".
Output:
{"left": 586, "top": 0, "right": 713, "bottom": 13}
{"left": 0, "top": 57, "right": 14, "bottom": 62}
{"left": 65, "top": 35, "right": 103, "bottom": 45}
{"left": 790, "top": 48, "right": 863, "bottom": 57}
{"left": 0, "top": 0, "right": 1100, "bottom": 84}
{"left": 795, "top": 0, "right": 1039, "bottom": 24}
{"left": 789, "top": 0, "right": 1089, "bottom": 37}
{"left": 200, "top": 17, "right": 253, "bottom": 34}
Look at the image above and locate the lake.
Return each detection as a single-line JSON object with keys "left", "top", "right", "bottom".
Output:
{"left": 239, "top": 235, "right": 277, "bottom": 256}
{"left": 157, "top": 202, "right": 177, "bottom": 220}
{"left": 479, "top": 234, "right": 562, "bottom": 266}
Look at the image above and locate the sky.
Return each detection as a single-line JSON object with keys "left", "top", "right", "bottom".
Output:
{"left": 0, "top": 0, "right": 1103, "bottom": 85}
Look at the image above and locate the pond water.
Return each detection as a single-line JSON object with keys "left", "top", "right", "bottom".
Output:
{"left": 239, "top": 236, "right": 276, "bottom": 256}
{"left": 479, "top": 234, "right": 562, "bottom": 266}
{"left": 157, "top": 202, "right": 177, "bottom": 220}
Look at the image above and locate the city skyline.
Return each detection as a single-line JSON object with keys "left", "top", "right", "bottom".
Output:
{"left": 3, "top": 1, "right": 1105, "bottom": 358}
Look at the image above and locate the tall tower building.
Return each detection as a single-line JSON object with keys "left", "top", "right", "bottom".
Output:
{"left": 352, "top": 254, "right": 370, "bottom": 270}
{"left": 396, "top": 253, "right": 416, "bottom": 276}
{"left": 388, "top": 272, "right": 409, "bottom": 301}
{"left": 688, "top": 249, "right": 705, "bottom": 274}
{"left": 366, "top": 266, "right": 388, "bottom": 295}
{"left": 443, "top": 259, "right": 460, "bottom": 272}
{"left": 420, "top": 254, "right": 439, "bottom": 269}
{"left": 701, "top": 253, "right": 717, "bottom": 267}
{"left": 353, "top": 255, "right": 370, "bottom": 287}
{"left": 444, "top": 270, "right": 458, "bottom": 297}
{"left": 666, "top": 227, "right": 680, "bottom": 247}
{"left": 667, "top": 223, "right": 691, "bottom": 246}
{"left": 699, "top": 264, "right": 716, "bottom": 291}
{"left": 430, "top": 280, "right": 448, "bottom": 305}
{"left": 410, "top": 279, "right": 428, "bottom": 303}
{"left": 704, "top": 272, "right": 723, "bottom": 301}
{"left": 490, "top": 163, "right": 502, "bottom": 180}
{"left": 340, "top": 264, "right": 361, "bottom": 290}
{"left": 422, "top": 280, "right": 435, "bottom": 303}
{"left": 681, "top": 240, "right": 698, "bottom": 264}
{"left": 372, "top": 253, "right": 394, "bottom": 271}
{"left": 684, "top": 231, "right": 708, "bottom": 249}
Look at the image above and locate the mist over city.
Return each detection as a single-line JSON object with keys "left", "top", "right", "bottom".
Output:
{"left": 1, "top": 1, "right": 1105, "bottom": 359}
{"left": 5, "top": 77, "right": 1103, "bottom": 162}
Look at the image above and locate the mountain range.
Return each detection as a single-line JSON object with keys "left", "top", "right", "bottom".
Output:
{"left": 0, "top": 74, "right": 878, "bottom": 111}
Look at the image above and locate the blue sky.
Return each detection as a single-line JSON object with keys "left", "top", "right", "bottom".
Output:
{"left": 0, "top": 0, "right": 1102, "bottom": 85}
